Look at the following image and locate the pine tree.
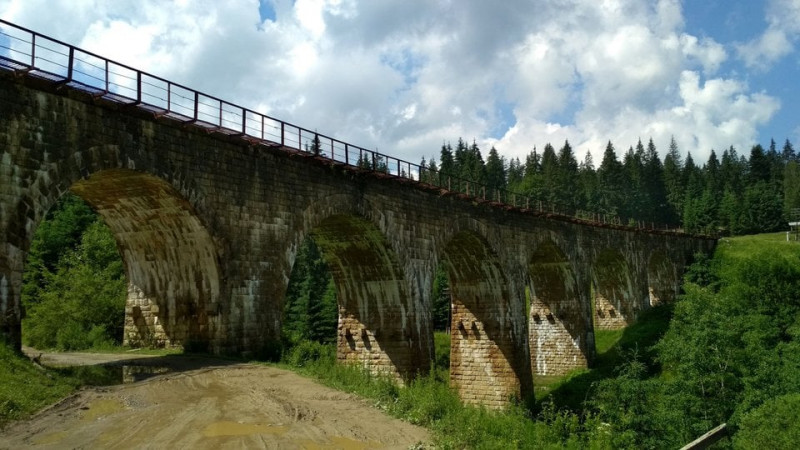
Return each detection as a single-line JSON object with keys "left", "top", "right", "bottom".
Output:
{"left": 485, "top": 146, "right": 507, "bottom": 201}
{"left": 540, "top": 143, "right": 559, "bottom": 208}
{"left": 643, "top": 138, "right": 668, "bottom": 224}
{"left": 556, "top": 140, "right": 579, "bottom": 210}
{"left": 520, "top": 148, "right": 544, "bottom": 202}
{"left": 621, "top": 142, "right": 646, "bottom": 222}
{"left": 663, "top": 137, "right": 684, "bottom": 224}
{"left": 782, "top": 139, "right": 796, "bottom": 162}
{"left": 283, "top": 239, "right": 338, "bottom": 344}
{"left": 439, "top": 142, "right": 455, "bottom": 188}
{"left": 578, "top": 150, "right": 599, "bottom": 213}
{"left": 784, "top": 161, "right": 800, "bottom": 219}
{"left": 597, "top": 141, "right": 624, "bottom": 217}
{"left": 749, "top": 144, "right": 771, "bottom": 184}
{"left": 507, "top": 157, "right": 524, "bottom": 192}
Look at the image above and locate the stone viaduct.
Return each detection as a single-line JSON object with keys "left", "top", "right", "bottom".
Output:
{"left": 0, "top": 31, "right": 715, "bottom": 408}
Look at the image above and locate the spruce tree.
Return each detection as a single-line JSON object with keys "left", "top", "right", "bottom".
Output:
{"left": 784, "top": 161, "right": 800, "bottom": 219}
{"left": 485, "top": 146, "right": 507, "bottom": 201}
{"left": 556, "top": 140, "right": 579, "bottom": 210}
{"left": 539, "top": 143, "right": 560, "bottom": 208}
{"left": 439, "top": 142, "right": 456, "bottom": 188}
{"left": 578, "top": 150, "right": 599, "bottom": 213}
{"left": 643, "top": 138, "right": 668, "bottom": 224}
{"left": 597, "top": 141, "right": 624, "bottom": 217}
{"left": 663, "top": 137, "right": 684, "bottom": 224}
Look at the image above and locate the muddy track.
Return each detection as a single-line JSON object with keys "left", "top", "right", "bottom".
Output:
{"left": 0, "top": 351, "right": 428, "bottom": 449}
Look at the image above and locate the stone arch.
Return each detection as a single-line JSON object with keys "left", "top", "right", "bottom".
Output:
{"left": 300, "top": 213, "right": 426, "bottom": 381}
{"left": 441, "top": 229, "right": 525, "bottom": 408}
{"left": 592, "top": 248, "right": 636, "bottom": 330}
{"left": 528, "top": 240, "right": 591, "bottom": 376}
{"left": 647, "top": 250, "right": 679, "bottom": 306}
{"left": 70, "top": 169, "right": 222, "bottom": 350}
{"left": 1, "top": 127, "right": 215, "bottom": 350}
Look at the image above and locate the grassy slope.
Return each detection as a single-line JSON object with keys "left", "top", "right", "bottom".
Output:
{"left": 0, "top": 344, "right": 77, "bottom": 427}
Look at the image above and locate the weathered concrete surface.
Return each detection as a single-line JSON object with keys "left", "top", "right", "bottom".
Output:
{"left": 0, "top": 73, "right": 715, "bottom": 407}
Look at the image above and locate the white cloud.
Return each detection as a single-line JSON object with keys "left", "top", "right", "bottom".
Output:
{"left": 737, "top": 0, "right": 800, "bottom": 69}
{"left": 0, "top": 0, "right": 784, "bottom": 167}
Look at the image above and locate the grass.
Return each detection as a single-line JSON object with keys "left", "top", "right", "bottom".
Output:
{"left": 0, "top": 342, "right": 77, "bottom": 427}
{"left": 274, "top": 339, "right": 612, "bottom": 448}
{"left": 717, "top": 231, "right": 800, "bottom": 263}
{"left": 0, "top": 342, "right": 188, "bottom": 427}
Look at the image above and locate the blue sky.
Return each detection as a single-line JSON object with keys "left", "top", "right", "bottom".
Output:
{"left": 684, "top": 0, "right": 799, "bottom": 150}
{"left": 1, "top": 0, "right": 798, "bottom": 165}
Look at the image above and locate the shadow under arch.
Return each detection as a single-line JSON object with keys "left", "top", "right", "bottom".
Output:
{"left": 442, "top": 230, "right": 527, "bottom": 408}
{"left": 528, "top": 240, "right": 592, "bottom": 376}
{"left": 647, "top": 250, "right": 679, "bottom": 306}
{"left": 306, "top": 213, "right": 428, "bottom": 381}
{"left": 69, "top": 169, "right": 222, "bottom": 351}
{"left": 592, "top": 248, "right": 636, "bottom": 330}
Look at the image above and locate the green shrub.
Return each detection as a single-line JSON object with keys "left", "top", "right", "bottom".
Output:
{"left": 23, "top": 219, "right": 126, "bottom": 351}
{"left": 734, "top": 393, "right": 800, "bottom": 449}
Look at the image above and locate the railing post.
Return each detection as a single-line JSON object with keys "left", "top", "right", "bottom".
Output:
{"left": 138, "top": 72, "right": 144, "bottom": 105}
{"left": 30, "top": 34, "right": 35, "bottom": 66}
{"left": 192, "top": 91, "right": 198, "bottom": 121}
{"left": 105, "top": 59, "right": 109, "bottom": 93}
{"left": 241, "top": 108, "right": 246, "bottom": 135}
{"left": 331, "top": 138, "right": 335, "bottom": 160}
{"left": 345, "top": 143, "right": 349, "bottom": 165}
{"left": 66, "top": 46, "right": 74, "bottom": 81}
{"left": 280, "top": 121, "right": 284, "bottom": 145}
{"left": 218, "top": 101, "right": 223, "bottom": 127}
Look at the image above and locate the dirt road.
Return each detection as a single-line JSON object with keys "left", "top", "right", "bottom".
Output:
{"left": 0, "top": 351, "right": 429, "bottom": 449}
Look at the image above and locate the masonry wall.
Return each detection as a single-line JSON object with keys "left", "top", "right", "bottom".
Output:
{"left": 0, "top": 73, "right": 715, "bottom": 407}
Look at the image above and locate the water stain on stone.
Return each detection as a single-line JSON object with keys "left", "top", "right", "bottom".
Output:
{"left": 202, "top": 421, "right": 288, "bottom": 437}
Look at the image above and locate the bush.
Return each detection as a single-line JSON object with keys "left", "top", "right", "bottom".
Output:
{"left": 284, "top": 340, "right": 336, "bottom": 368}
{"left": 735, "top": 393, "right": 800, "bottom": 449}
{"left": 23, "top": 219, "right": 126, "bottom": 351}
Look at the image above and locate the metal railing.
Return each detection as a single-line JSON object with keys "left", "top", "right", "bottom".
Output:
{"left": 0, "top": 19, "right": 689, "bottom": 235}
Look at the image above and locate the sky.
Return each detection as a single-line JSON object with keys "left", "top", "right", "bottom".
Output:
{"left": 1, "top": 0, "right": 798, "bottom": 167}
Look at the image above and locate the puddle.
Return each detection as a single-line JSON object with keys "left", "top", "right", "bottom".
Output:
{"left": 202, "top": 421, "right": 289, "bottom": 437}
{"left": 121, "top": 364, "right": 171, "bottom": 383}
{"left": 81, "top": 398, "right": 125, "bottom": 422}
{"left": 298, "top": 436, "right": 384, "bottom": 450}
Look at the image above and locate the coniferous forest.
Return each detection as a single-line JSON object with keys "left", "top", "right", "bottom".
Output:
{"left": 419, "top": 137, "right": 798, "bottom": 234}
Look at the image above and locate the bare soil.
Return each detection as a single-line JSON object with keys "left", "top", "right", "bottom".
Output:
{"left": 1, "top": 350, "right": 429, "bottom": 449}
